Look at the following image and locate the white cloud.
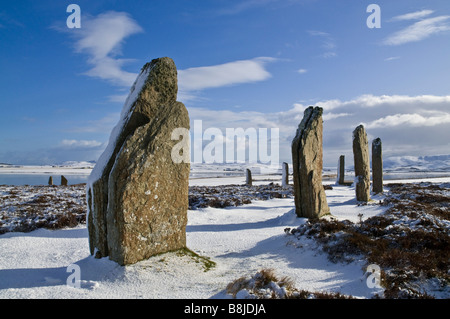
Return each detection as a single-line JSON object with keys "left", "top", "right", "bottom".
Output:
{"left": 318, "top": 94, "right": 450, "bottom": 110}
{"left": 83, "top": 57, "right": 139, "bottom": 87}
{"left": 67, "top": 12, "right": 276, "bottom": 100}
{"left": 178, "top": 57, "right": 275, "bottom": 92}
{"left": 390, "top": 9, "right": 434, "bottom": 21}
{"left": 384, "top": 56, "right": 400, "bottom": 62}
{"left": 384, "top": 15, "right": 450, "bottom": 46}
{"left": 60, "top": 139, "right": 103, "bottom": 148}
{"left": 13, "top": 94, "right": 448, "bottom": 166}
{"left": 297, "top": 68, "right": 307, "bottom": 74}
{"left": 323, "top": 112, "right": 351, "bottom": 121}
{"left": 364, "top": 112, "right": 450, "bottom": 128}
{"left": 187, "top": 94, "right": 450, "bottom": 165}
{"left": 71, "top": 11, "right": 143, "bottom": 86}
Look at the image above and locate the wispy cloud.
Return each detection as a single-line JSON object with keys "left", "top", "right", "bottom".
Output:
{"left": 60, "top": 139, "right": 103, "bottom": 149}
{"left": 0, "top": 11, "right": 25, "bottom": 28}
{"left": 217, "top": 0, "right": 278, "bottom": 15}
{"left": 62, "top": 11, "right": 277, "bottom": 102}
{"left": 216, "top": 0, "right": 303, "bottom": 16}
{"left": 70, "top": 11, "right": 143, "bottom": 87}
{"left": 390, "top": 9, "right": 434, "bottom": 22}
{"left": 384, "top": 11, "right": 450, "bottom": 46}
{"left": 384, "top": 56, "right": 400, "bottom": 62}
{"left": 308, "top": 30, "right": 337, "bottom": 58}
{"left": 297, "top": 68, "right": 307, "bottom": 74}
{"left": 178, "top": 57, "right": 276, "bottom": 97}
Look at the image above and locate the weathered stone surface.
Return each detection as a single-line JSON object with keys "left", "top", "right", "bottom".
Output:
{"left": 372, "top": 137, "right": 383, "bottom": 194}
{"left": 245, "top": 168, "right": 252, "bottom": 186}
{"left": 336, "top": 155, "right": 345, "bottom": 185}
{"left": 48, "top": 176, "right": 53, "bottom": 186}
{"left": 61, "top": 175, "right": 68, "bottom": 186}
{"left": 352, "top": 125, "right": 370, "bottom": 202}
{"left": 291, "top": 106, "right": 330, "bottom": 219}
{"left": 282, "top": 162, "right": 289, "bottom": 187}
{"left": 87, "top": 57, "right": 190, "bottom": 266}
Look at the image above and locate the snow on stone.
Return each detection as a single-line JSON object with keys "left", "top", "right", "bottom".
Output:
{"left": 88, "top": 65, "right": 151, "bottom": 185}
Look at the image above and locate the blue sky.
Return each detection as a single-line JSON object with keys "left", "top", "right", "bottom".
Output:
{"left": 1, "top": 0, "right": 450, "bottom": 166}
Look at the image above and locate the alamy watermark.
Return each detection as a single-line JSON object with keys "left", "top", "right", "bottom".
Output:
{"left": 366, "top": 4, "right": 381, "bottom": 29}
{"left": 66, "top": 4, "right": 81, "bottom": 29}
{"left": 171, "top": 120, "right": 280, "bottom": 173}
{"left": 366, "top": 264, "right": 382, "bottom": 289}
{"left": 66, "top": 263, "right": 81, "bottom": 288}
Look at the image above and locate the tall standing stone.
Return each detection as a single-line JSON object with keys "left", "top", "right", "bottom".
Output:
{"left": 61, "top": 175, "right": 68, "bottom": 186}
{"left": 336, "top": 155, "right": 345, "bottom": 185}
{"left": 282, "top": 162, "right": 289, "bottom": 187}
{"left": 245, "top": 168, "right": 252, "bottom": 186}
{"left": 87, "top": 57, "right": 190, "bottom": 266}
{"left": 291, "top": 106, "right": 330, "bottom": 219}
{"left": 372, "top": 138, "right": 383, "bottom": 194}
{"left": 48, "top": 176, "right": 53, "bottom": 186}
{"left": 352, "top": 125, "right": 370, "bottom": 202}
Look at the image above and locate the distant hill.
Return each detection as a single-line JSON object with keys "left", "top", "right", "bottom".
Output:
{"left": 56, "top": 161, "right": 96, "bottom": 169}
{"left": 384, "top": 154, "right": 450, "bottom": 172}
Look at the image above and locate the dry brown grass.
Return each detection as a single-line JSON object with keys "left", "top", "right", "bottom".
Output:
{"left": 188, "top": 183, "right": 332, "bottom": 210}
{"left": 287, "top": 182, "right": 450, "bottom": 298}
{"left": 0, "top": 184, "right": 87, "bottom": 234}
{"left": 226, "top": 268, "right": 353, "bottom": 299}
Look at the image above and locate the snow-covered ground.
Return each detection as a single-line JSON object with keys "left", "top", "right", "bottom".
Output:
{"left": 0, "top": 161, "right": 449, "bottom": 299}
{"left": 0, "top": 178, "right": 380, "bottom": 299}
{"left": 2, "top": 159, "right": 450, "bottom": 186}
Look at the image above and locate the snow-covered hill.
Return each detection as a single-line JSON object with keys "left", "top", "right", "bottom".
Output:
{"left": 383, "top": 154, "right": 450, "bottom": 172}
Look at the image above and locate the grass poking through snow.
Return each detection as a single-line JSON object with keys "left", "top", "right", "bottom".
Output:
{"left": 226, "top": 268, "right": 354, "bottom": 299}
{"left": 286, "top": 182, "right": 450, "bottom": 299}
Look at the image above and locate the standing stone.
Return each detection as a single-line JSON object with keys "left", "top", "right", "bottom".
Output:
{"left": 245, "top": 168, "right": 252, "bottom": 186}
{"left": 48, "top": 176, "right": 53, "bottom": 186}
{"left": 336, "top": 155, "right": 345, "bottom": 185}
{"left": 352, "top": 125, "right": 370, "bottom": 202}
{"left": 61, "top": 175, "right": 68, "bottom": 186}
{"left": 372, "top": 138, "right": 383, "bottom": 194}
{"left": 282, "top": 162, "right": 289, "bottom": 187}
{"left": 291, "top": 106, "right": 330, "bottom": 219}
{"left": 87, "top": 57, "right": 190, "bottom": 266}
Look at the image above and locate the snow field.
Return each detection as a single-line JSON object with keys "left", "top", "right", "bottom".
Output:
{"left": 0, "top": 178, "right": 395, "bottom": 299}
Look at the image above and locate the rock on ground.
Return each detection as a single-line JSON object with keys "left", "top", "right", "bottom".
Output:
{"left": 291, "top": 106, "right": 330, "bottom": 219}
{"left": 352, "top": 125, "right": 370, "bottom": 202}
{"left": 87, "top": 57, "right": 190, "bottom": 266}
